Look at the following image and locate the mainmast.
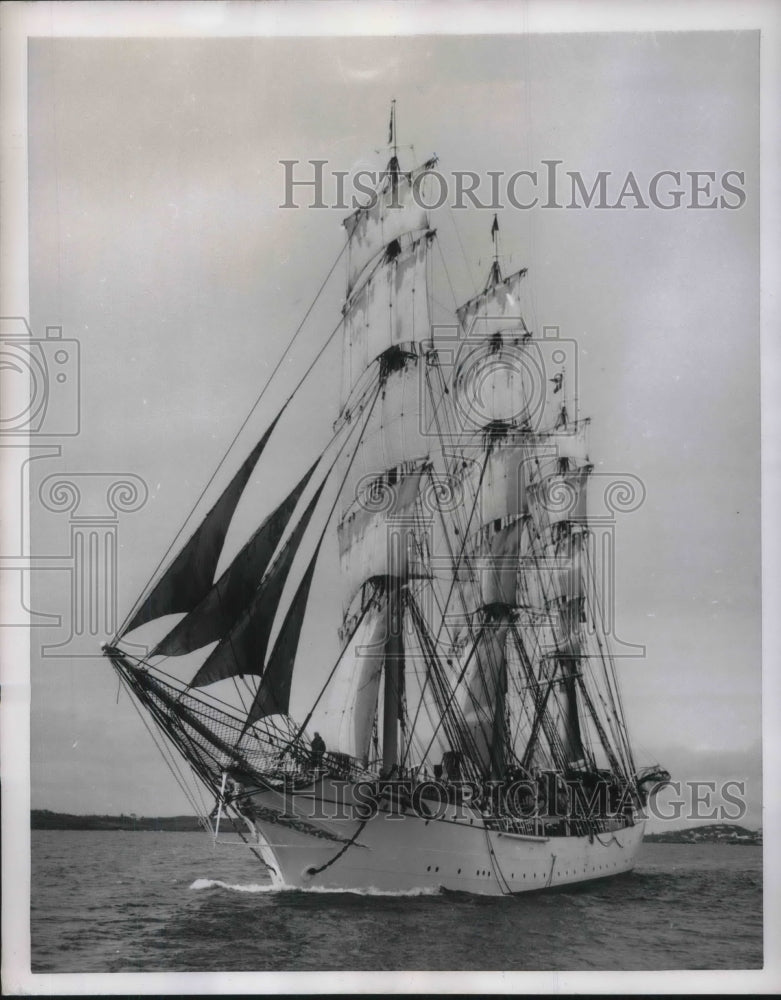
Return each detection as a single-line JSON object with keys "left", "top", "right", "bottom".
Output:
{"left": 334, "top": 104, "right": 438, "bottom": 772}
{"left": 381, "top": 578, "right": 405, "bottom": 774}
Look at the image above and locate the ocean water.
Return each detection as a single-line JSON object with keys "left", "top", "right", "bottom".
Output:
{"left": 31, "top": 830, "right": 762, "bottom": 972}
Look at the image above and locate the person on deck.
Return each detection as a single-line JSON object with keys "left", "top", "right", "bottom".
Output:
{"left": 311, "top": 732, "right": 326, "bottom": 770}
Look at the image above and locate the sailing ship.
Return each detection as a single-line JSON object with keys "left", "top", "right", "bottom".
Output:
{"left": 104, "top": 111, "right": 668, "bottom": 895}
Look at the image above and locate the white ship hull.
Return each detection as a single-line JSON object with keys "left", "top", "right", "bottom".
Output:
{"left": 237, "top": 780, "right": 645, "bottom": 896}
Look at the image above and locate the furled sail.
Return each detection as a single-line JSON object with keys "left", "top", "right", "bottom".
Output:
{"left": 344, "top": 161, "right": 434, "bottom": 295}
{"left": 122, "top": 415, "right": 281, "bottom": 635}
{"left": 189, "top": 480, "right": 326, "bottom": 688}
{"left": 244, "top": 539, "right": 323, "bottom": 726}
{"left": 150, "top": 460, "right": 318, "bottom": 657}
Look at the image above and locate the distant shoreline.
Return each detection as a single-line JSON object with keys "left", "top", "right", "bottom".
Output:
{"left": 31, "top": 809, "right": 204, "bottom": 832}
{"left": 30, "top": 810, "right": 761, "bottom": 843}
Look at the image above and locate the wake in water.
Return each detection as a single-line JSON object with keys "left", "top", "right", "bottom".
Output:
{"left": 189, "top": 877, "right": 443, "bottom": 897}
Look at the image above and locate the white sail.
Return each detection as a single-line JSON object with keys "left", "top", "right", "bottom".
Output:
{"left": 528, "top": 465, "right": 589, "bottom": 532}
{"left": 453, "top": 342, "right": 540, "bottom": 430}
{"left": 467, "top": 517, "right": 524, "bottom": 609}
{"left": 315, "top": 599, "right": 387, "bottom": 762}
{"left": 456, "top": 268, "right": 530, "bottom": 342}
{"left": 339, "top": 361, "right": 431, "bottom": 512}
{"left": 337, "top": 465, "right": 428, "bottom": 611}
{"left": 551, "top": 419, "right": 590, "bottom": 464}
{"left": 344, "top": 164, "right": 433, "bottom": 295}
{"left": 342, "top": 234, "right": 431, "bottom": 394}
{"left": 452, "top": 440, "right": 531, "bottom": 531}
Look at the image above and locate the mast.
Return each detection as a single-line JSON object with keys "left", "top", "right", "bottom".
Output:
{"left": 381, "top": 578, "right": 404, "bottom": 774}
{"left": 488, "top": 213, "right": 501, "bottom": 288}
{"left": 332, "top": 106, "right": 439, "bottom": 768}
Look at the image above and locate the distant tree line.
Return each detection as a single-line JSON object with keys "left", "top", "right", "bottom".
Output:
{"left": 31, "top": 809, "right": 203, "bottom": 832}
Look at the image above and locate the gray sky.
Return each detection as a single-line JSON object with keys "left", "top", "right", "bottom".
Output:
{"left": 27, "top": 31, "right": 760, "bottom": 825}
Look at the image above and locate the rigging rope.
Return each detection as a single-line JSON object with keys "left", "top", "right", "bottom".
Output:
{"left": 482, "top": 826, "right": 513, "bottom": 896}
{"left": 115, "top": 235, "right": 351, "bottom": 641}
{"left": 233, "top": 378, "right": 384, "bottom": 753}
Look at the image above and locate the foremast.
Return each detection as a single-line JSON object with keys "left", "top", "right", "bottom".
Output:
{"left": 335, "top": 134, "right": 437, "bottom": 776}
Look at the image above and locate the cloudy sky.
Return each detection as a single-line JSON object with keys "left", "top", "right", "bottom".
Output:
{"left": 26, "top": 29, "right": 760, "bottom": 826}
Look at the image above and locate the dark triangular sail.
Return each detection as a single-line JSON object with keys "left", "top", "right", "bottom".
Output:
{"left": 243, "top": 538, "right": 323, "bottom": 727}
{"left": 150, "top": 459, "right": 319, "bottom": 657}
{"left": 123, "top": 414, "right": 282, "bottom": 635}
{"left": 189, "top": 480, "right": 326, "bottom": 688}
